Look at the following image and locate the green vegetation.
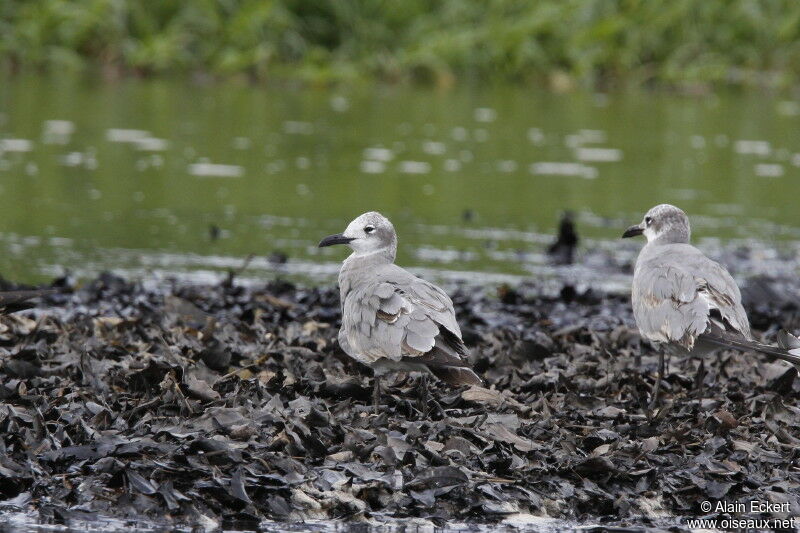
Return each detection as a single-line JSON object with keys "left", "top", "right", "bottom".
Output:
{"left": 3, "top": 0, "right": 800, "bottom": 88}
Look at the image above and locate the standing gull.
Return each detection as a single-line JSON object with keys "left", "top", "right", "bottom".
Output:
{"left": 622, "top": 204, "right": 800, "bottom": 403}
{"left": 319, "top": 212, "right": 482, "bottom": 407}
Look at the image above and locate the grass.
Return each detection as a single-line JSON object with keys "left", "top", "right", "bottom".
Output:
{"left": 3, "top": 0, "right": 800, "bottom": 89}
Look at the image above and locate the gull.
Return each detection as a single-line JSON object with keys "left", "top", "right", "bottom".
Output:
{"left": 319, "top": 212, "right": 482, "bottom": 408}
{"left": 622, "top": 204, "right": 800, "bottom": 404}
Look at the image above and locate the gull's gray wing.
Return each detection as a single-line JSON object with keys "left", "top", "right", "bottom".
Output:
{"left": 340, "top": 264, "right": 481, "bottom": 385}
{"left": 632, "top": 244, "right": 750, "bottom": 350}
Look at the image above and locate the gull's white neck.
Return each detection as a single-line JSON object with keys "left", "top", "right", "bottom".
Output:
{"left": 349, "top": 246, "right": 394, "bottom": 259}
{"left": 342, "top": 246, "right": 396, "bottom": 269}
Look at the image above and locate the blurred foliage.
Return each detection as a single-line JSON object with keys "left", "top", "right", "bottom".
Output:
{"left": 3, "top": 0, "right": 800, "bottom": 88}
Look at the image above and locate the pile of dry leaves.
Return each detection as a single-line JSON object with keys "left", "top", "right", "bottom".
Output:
{"left": 0, "top": 270, "right": 799, "bottom": 528}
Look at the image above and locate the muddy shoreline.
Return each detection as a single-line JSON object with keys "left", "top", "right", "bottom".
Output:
{"left": 1, "top": 260, "right": 799, "bottom": 530}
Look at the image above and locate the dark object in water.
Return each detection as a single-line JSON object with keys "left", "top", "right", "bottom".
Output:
{"left": 209, "top": 224, "right": 221, "bottom": 241}
{"left": 547, "top": 211, "right": 579, "bottom": 264}
{"left": 268, "top": 251, "right": 288, "bottom": 265}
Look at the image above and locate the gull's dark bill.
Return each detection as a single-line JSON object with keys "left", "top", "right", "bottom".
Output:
{"left": 318, "top": 233, "right": 355, "bottom": 247}
{"left": 622, "top": 224, "right": 643, "bottom": 238}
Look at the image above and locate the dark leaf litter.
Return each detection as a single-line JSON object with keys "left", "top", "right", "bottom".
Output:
{"left": 0, "top": 267, "right": 799, "bottom": 530}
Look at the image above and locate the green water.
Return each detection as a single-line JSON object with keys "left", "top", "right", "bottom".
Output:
{"left": 1, "top": 76, "right": 799, "bottom": 285}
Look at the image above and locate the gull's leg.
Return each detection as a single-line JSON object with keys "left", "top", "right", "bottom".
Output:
{"left": 417, "top": 373, "right": 429, "bottom": 416}
{"left": 372, "top": 375, "right": 381, "bottom": 414}
{"left": 693, "top": 358, "right": 706, "bottom": 397}
{"left": 649, "top": 351, "right": 665, "bottom": 409}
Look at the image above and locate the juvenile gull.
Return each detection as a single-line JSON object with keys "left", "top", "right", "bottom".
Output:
{"left": 319, "top": 212, "right": 482, "bottom": 406}
{"left": 622, "top": 204, "right": 800, "bottom": 403}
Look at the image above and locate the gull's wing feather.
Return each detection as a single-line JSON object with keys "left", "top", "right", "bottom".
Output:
{"left": 340, "top": 264, "right": 481, "bottom": 385}
{"left": 632, "top": 244, "right": 750, "bottom": 350}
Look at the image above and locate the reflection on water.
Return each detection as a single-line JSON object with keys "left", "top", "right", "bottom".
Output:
{"left": 1, "top": 76, "right": 799, "bottom": 286}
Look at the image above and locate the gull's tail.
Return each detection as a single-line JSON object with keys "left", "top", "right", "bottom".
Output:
{"left": 420, "top": 329, "right": 484, "bottom": 387}
{"left": 428, "top": 365, "right": 484, "bottom": 387}
{"left": 700, "top": 330, "right": 800, "bottom": 366}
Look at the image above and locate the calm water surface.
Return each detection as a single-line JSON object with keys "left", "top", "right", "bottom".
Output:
{"left": 1, "top": 76, "right": 799, "bottom": 287}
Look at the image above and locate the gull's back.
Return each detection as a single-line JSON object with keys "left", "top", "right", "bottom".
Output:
{"left": 339, "top": 259, "right": 461, "bottom": 366}
{"left": 632, "top": 242, "right": 750, "bottom": 351}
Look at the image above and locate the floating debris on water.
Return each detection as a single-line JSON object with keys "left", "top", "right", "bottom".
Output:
{"left": 232, "top": 137, "right": 251, "bottom": 150}
{"left": 473, "top": 129, "right": 489, "bottom": 142}
{"left": 451, "top": 127, "right": 469, "bottom": 141}
{"left": 266, "top": 160, "right": 286, "bottom": 174}
{"left": 188, "top": 163, "right": 244, "bottom": 178}
{"left": 60, "top": 150, "right": 98, "bottom": 169}
{"left": 574, "top": 147, "right": 622, "bottom": 163}
{"left": 527, "top": 128, "right": 545, "bottom": 145}
{"left": 134, "top": 137, "right": 169, "bottom": 151}
{"left": 363, "top": 147, "right": 394, "bottom": 162}
{"left": 777, "top": 101, "right": 800, "bottom": 116}
{"left": 474, "top": 107, "right": 497, "bottom": 122}
{"left": 60, "top": 152, "right": 84, "bottom": 167}
{"left": 330, "top": 95, "right": 350, "bottom": 112}
{"left": 397, "top": 122, "right": 413, "bottom": 136}
{"left": 444, "top": 159, "right": 461, "bottom": 172}
{"left": 422, "top": 141, "right": 447, "bottom": 155}
{"left": 415, "top": 246, "right": 477, "bottom": 263}
{"left": 399, "top": 161, "right": 432, "bottom": 174}
{"left": 0, "top": 139, "right": 34, "bottom": 152}
{"left": 42, "top": 120, "right": 75, "bottom": 144}
{"left": 593, "top": 93, "right": 610, "bottom": 107}
{"left": 690, "top": 135, "right": 706, "bottom": 149}
{"left": 734, "top": 140, "right": 771, "bottom": 156}
{"left": 578, "top": 129, "right": 607, "bottom": 143}
{"left": 496, "top": 160, "right": 518, "bottom": 172}
{"left": 566, "top": 129, "right": 606, "bottom": 148}
{"left": 754, "top": 163, "right": 784, "bottom": 177}
{"left": 106, "top": 128, "right": 150, "bottom": 143}
{"left": 668, "top": 188, "right": 699, "bottom": 200}
{"left": 530, "top": 162, "right": 598, "bottom": 179}
{"left": 282, "top": 121, "right": 314, "bottom": 135}
{"left": 360, "top": 160, "right": 386, "bottom": 174}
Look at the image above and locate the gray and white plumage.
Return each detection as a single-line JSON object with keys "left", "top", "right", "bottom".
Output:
{"left": 319, "top": 212, "right": 482, "bottom": 386}
{"left": 623, "top": 204, "right": 800, "bottom": 362}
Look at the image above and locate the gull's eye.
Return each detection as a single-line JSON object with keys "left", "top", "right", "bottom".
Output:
{"left": 644, "top": 216, "right": 652, "bottom": 226}
{"left": 364, "top": 225, "right": 375, "bottom": 234}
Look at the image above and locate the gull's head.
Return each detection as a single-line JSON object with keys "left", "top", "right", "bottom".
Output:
{"left": 622, "top": 204, "right": 690, "bottom": 244}
{"left": 318, "top": 211, "right": 397, "bottom": 257}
